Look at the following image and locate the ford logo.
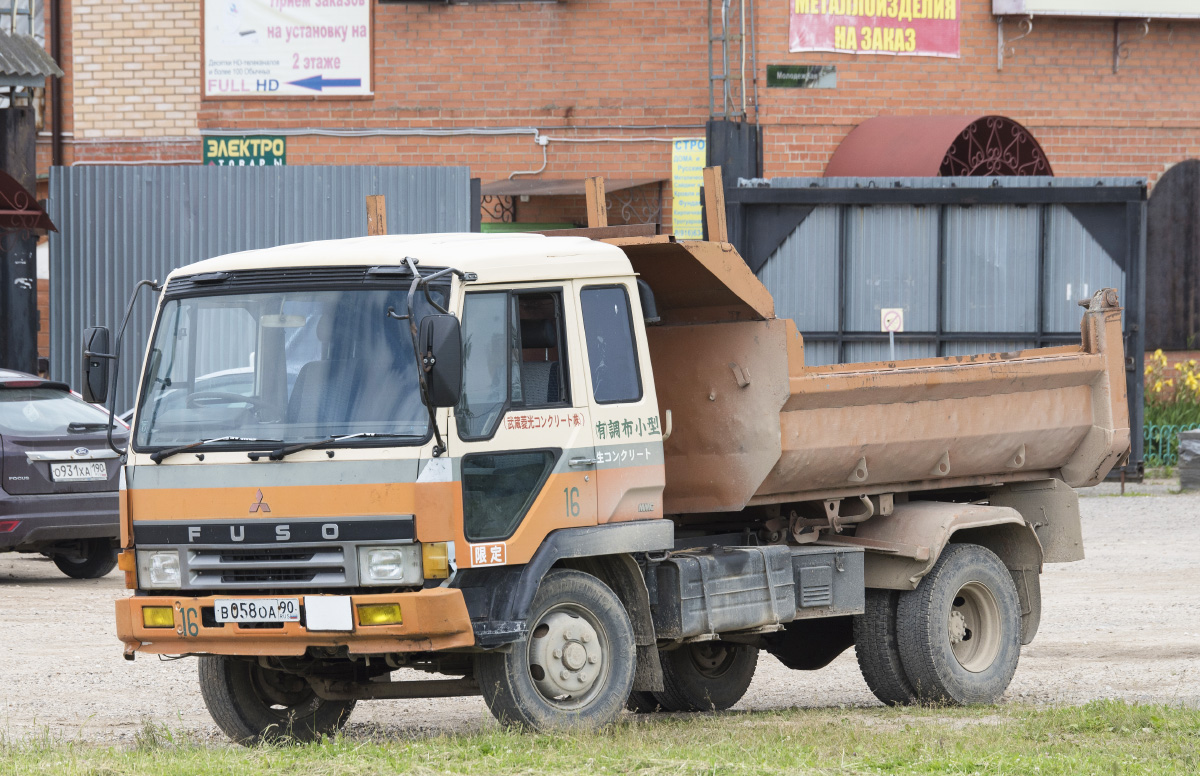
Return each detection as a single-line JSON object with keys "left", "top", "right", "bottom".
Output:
{"left": 73, "top": 447, "right": 90, "bottom": 457}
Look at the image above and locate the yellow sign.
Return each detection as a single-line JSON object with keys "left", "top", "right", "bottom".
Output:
{"left": 671, "top": 138, "right": 706, "bottom": 240}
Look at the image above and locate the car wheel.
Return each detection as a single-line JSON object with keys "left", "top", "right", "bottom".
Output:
{"left": 52, "top": 538, "right": 118, "bottom": 579}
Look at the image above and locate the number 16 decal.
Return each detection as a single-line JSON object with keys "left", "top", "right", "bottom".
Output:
{"left": 563, "top": 486, "right": 580, "bottom": 517}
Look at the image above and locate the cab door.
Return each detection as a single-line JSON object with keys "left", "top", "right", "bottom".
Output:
{"left": 449, "top": 285, "right": 599, "bottom": 569}
{"left": 572, "top": 280, "right": 666, "bottom": 523}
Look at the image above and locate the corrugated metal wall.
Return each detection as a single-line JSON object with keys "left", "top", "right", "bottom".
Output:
{"left": 761, "top": 176, "right": 1138, "bottom": 367}
{"left": 48, "top": 165, "right": 471, "bottom": 411}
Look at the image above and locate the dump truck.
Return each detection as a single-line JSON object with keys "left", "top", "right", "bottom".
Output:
{"left": 84, "top": 174, "right": 1129, "bottom": 743}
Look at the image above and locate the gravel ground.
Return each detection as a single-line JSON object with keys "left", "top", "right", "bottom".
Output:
{"left": 1, "top": 482, "right": 1198, "bottom": 742}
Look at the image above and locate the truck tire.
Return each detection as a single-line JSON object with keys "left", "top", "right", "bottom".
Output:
{"left": 52, "top": 539, "right": 118, "bottom": 579}
{"left": 654, "top": 642, "right": 758, "bottom": 712}
{"left": 626, "top": 690, "right": 661, "bottom": 713}
{"left": 896, "top": 543, "right": 1022, "bottom": 705}
{"left": 198, "top": 655, "right": 356, "bottom": 744}
{"left": 853, "top": 589, "right": 917, "bottom": 706}
{"left": 476, "top": 569, "right": 635, "bottom": 731}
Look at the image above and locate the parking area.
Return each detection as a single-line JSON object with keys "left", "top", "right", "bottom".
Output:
{"left": 1, "top": 484, "right": 1198, "bottom": 742}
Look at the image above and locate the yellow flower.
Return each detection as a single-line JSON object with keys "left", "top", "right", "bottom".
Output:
{"left": 1145, "top": 364, "right": 1154, "bottom": 375}
{"left": 1155, "top": 379, "right": 1164, "bottom": 392}
{"left": 1166, "top": 379, "right": 1174, "bottom": 387}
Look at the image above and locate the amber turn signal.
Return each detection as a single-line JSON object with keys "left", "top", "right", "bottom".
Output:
{"left": 422, "top": 542, "right": 450, "bottom": 579}
{"left": 356, "top": 603, "right": 403, "bottom": 626}
{"left": 141, "top": 606, "right": 175, "bottom": 628}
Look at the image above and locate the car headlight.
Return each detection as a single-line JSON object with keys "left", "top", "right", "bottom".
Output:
{"left": 357, "top": 545, "right": 422, "bottom": 586}
{"left": 136, "top": 550, "right": 181, "bottom": 589}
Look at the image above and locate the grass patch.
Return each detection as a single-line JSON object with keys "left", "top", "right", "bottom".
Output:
{"left": 2, "top": 700, "right": 1198, "bottom": 775}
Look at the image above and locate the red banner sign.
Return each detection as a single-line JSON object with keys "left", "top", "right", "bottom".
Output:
{"left": 790, "top": 0, "right": 960, "bottom": 58}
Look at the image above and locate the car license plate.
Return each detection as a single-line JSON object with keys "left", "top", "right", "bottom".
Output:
{"left": 50, "top": 461, "right": 107, "bottom": 482}
{"left": 214, "top": 598, "right": 301, "bottom": 624}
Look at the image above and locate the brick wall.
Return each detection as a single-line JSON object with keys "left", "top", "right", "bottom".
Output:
{"left": 36, "top": 278, "right": 49, "bottom": 361}
{"left": 48, "top": 1, "right": 1200, "bottom": 190}
{"left": 69, "top": 0, "right": 201, "bottom": 156}
{"left": 192, "top": 1, "right": 1200, "bottom": 209}
{"left": 756, "top": 4, "right": 1200, "bottom": 184}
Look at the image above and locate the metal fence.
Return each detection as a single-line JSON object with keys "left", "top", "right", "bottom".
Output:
{"left": 726, "top": 176, "right": 1147, "bottom": 476}
{"left": 1144, "top": 424, "right": 1200, "bottom": 468}
{"left": 47, "top": 165, "right": 472, "bottom": 412}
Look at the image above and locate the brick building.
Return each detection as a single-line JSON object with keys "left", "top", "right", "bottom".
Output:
{"left": 41, "top": 1, "right": 1200, "bottom": 222}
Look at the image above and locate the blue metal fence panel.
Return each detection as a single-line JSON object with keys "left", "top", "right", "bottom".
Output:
{"left": 47, "top": 165, "right": 472, "bottom": 412}
{"left": 756, "top": 206, "right": 839, "bottom": 333}
{"left": 1043, "top": 204, "right": 1126, "bottom": 333}
{"left": 943, "top": 205, "right": 1040, "bottom": 334}
{"left": 844, "top": 205, "right": 938, "bottom": 333}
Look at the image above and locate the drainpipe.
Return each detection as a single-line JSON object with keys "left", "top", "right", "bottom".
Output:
{"left": 50, "top": 0, "right": 63, "bottom": 167}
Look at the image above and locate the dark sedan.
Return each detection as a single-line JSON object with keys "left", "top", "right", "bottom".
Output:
{"left": 0, "top": 369, "right": 126, "bottom": 578}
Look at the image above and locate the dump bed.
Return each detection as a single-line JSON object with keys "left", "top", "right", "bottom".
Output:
{"left": 617, "top": 238, "right": 1130, "bottom": 516}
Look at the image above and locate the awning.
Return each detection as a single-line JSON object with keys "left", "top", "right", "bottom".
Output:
{"left": 825, "top": 115, "right": 1053, "bottom": 178}
{"left": 0, "top": 169, "right": 55, "bottom": 232}
{"left": 481, "top": 178, "right": 665, "bottom": 197}
{"left": 0, "top": 31, "right": 63, "bottom": 88}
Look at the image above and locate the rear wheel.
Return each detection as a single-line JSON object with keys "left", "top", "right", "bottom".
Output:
{"left": 853, "top": 589, "right": 917, "bottom": 706}
{"left": 476, "top": 570, "right": 635, "bottom": 731}
{"left": 198, "top": 656, "right": 356, "bottom": 744}
{"left": 51, "top": 539, "right": 117, "bottom": 579}
{"left": 626, "top": 690, "right": 661, "bottom": 713}
{"left": 654, "top": 641, "right": 758, "bottom": 712}
{"left": 896, "top": 544, "right": 1021, "bottom": 705}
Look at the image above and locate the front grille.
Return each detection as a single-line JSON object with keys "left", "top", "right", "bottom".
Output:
{"left": 182, "top": 543, "right": 354, "bottom": 589}
{"left": 217, "top": 569, "right": 328, "bottom": 584}
{"left": 218, "top": 549, "right": 315, "bottom": 564}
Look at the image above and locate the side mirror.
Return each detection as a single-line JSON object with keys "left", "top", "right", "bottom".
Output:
{"left": 418, "top": 314, "right": 463, "bottom": 408}
{"left": 81, "top": 326, "right": 112, "bottom": 404}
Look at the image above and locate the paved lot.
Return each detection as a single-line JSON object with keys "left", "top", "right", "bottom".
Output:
{"left": 1, "top": 482, "right": 1197, "bottom": 742}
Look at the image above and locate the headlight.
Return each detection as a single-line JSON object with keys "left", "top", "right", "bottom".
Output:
{"left": 357, "top": 545, "right": 422, "bottom": 586}
{"left": 136, "top": 550, "right": 181, "bottom": 589}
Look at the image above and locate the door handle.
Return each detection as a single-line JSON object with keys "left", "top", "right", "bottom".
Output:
{"left": 569, "top": 456, "right": 599, "bottom": 467}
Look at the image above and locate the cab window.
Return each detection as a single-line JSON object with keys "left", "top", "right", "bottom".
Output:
{"left": 456, "top": 289, "right": 570, "bottom": 440}
{"left": 580, "top": 285, "right": 642, "bottom": 404}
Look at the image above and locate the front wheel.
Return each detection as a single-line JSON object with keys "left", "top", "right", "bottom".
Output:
{"left": 654, "top": 642, "right": 758, "bottom": 712}
{"left": 896, "top": 543, "right": 1022, "bottom": 705}
{"left": 475, "top": 570, "right": 635, "bottom": 731}
{"left": 198, "top": 656, "right": 356, "bottom": 744}
{"left": 52, "top": 538, "right": 117, "bottom": 579}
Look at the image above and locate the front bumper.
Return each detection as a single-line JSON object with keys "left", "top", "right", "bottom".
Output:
{"left": 115, "top": 589, "right": 475, "bottom": 657}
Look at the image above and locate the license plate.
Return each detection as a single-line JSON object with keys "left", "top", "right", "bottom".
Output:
{"left": 214, "top": 598, "right": 301, "bottom": 624}
{"left": 50, "top": 461, "right": 107, "bottom": 482}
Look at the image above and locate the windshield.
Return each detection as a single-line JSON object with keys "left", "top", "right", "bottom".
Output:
{"left": 134, "top": 285, "right": 446, "bottom": 451}
{"left": 0, "top": 388, "right": 113, "bottom": 436}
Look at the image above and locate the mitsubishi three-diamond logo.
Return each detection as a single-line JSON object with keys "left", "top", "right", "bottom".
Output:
{"left": 249, "top": 489, "right": 271, "bottom": 513}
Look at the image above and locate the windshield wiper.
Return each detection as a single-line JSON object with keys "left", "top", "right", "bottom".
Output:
{"left": 68, "top": 421, "right": 116, "bottom": 433}
{"left": 150, "top": 436, "right": 282, "bottom": 464}
{"left": 254, "top": 432, "right": 415, "bottom": 462}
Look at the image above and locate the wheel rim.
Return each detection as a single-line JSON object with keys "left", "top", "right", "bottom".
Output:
{"left": 948, "top": 581, "right": 1002, "bottom": 673}
{"left": 527, "top": 604, "right": 610, "bottom": 710}
{"left": 687, "top": 642, "right": 737, "bottom": 678}
{"left": 247, "top": 663, "right": 315, "bottom": 711}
